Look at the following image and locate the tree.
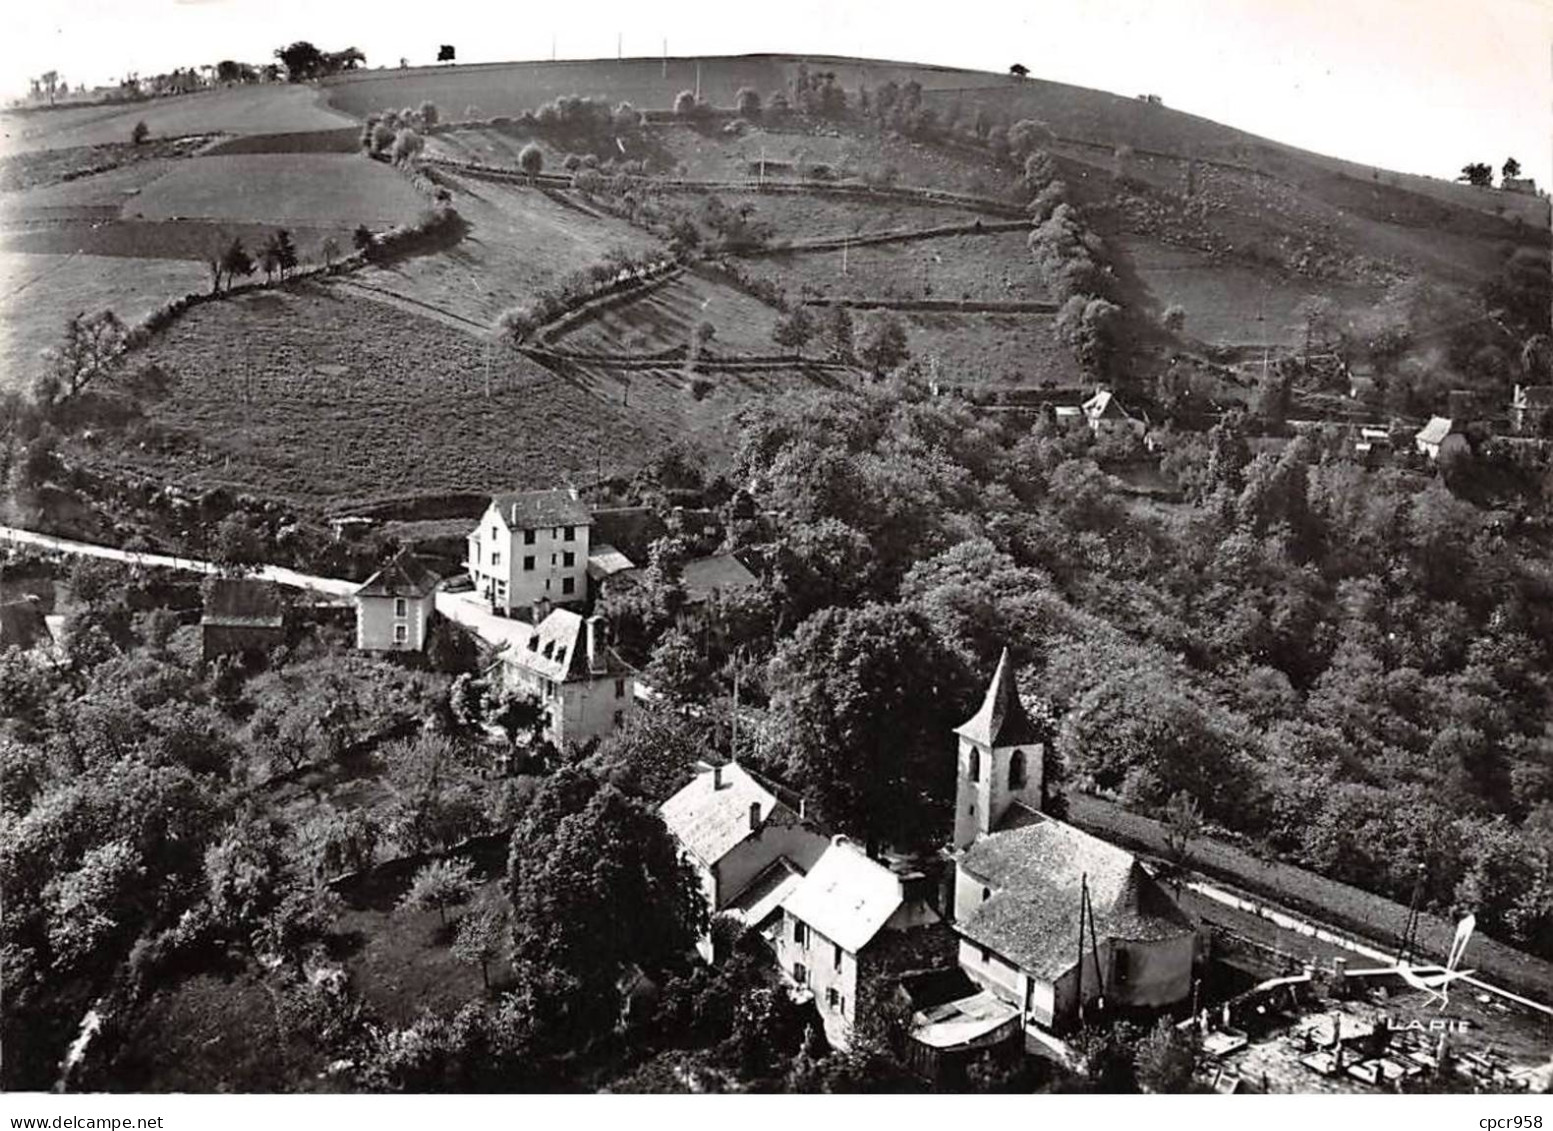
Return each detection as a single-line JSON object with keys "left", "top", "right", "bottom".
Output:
{"left": 38, "top": 311, "right": 127, "bottom": 403}
{"left": 352, "top": 224, "right": 375, "bottom": 256}
{"left": 673, "top": 90, "right": 700, "bottom": 118}
{"left": 419, "top": 101, "right": 440, "bottom": 127}
{"left": 1134, "top": 1017, "right": 1200, "bottom": 1093}
{"left": 1162, "top": 304, "right": 1186, "bottom": 333}
{"left": 772, "top": 306, "right": 817, "bottom": 355}
{"left": 211, "top": 514, "right": 265, "bottom": 573}
{"left": 320, "top": 236, "right": 340, "bottom": 272}
{"left": 518, "top": 142, "right": 544, "bottom": 181}
{"left": 857, "top": 312, "right": 910, "bottom": 376}
{"left": 452, "top": 891, "right": 508, "bottom": 989}
{"left": 1161, "top": 789, "right": 1204, "bottom": 877}
{"left": 400, "top": 857, "right": 476, "bottom": 929}
{"left": 275, "top": 41, "right": 325, "bottom": 82}
{"left": 1009, "top": 63, "right": 1029, "bottom": 78}
{"left": 1457, "top": 163, "right": 1493, "bottom": 187}
{"left": 437, "top": 45, "right": 456, "bottom": 63}
{"left": 821, "top": 304, "right": 855, "bottom": 362}
{"left": 391, "top": 127, "right": 424, "bottom": 164}
{"left": 131, "top": 121, "right": 149, "bottom": 145}
{"left": 735, "top": 88, "right": 761, "bottom": 119}
{"left": 268, "top": 229, "right": 298, "bottom": 280}
{"left": 220, "top": 237, "right": 255, "bottom": 290}
{"left": 1502, "top": 157, "right": 1521, "bottom": 181}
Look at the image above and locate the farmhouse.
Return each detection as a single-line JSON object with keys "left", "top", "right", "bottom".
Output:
{"left": 200, "top": 578, "right": 285, "bottom": 664}
{"left": 466, "top": 488, "right": 592, "bottom": 617}
{"left": 659, "top": 760, "right": 829, "bottom": 959}
{"left": 953, "top": 818, "right": 1197, "bottom": 1032}
{"left": 776, "top": 836, "right": 943, "bottom": 1049}
{"left": 499, "top": 607, "right": 634, "bottom": 748}
{"left": 1081, "top": 388, "right": 1145, "bottom": 437}
{"left": 1414, "top": 416, "right": 1457, "bottom": 460}
{"left": 354, "top": 551, "right": 440, "bottom": 653}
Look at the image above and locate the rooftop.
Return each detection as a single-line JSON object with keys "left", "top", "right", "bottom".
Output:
{"left": 500, "top": 608, "right": 624, "bottom": 683}
{"left": 782, "top": 837, "right": 905, "bottom": 954}
{"left": 725, "top": 856, "right": 806, "bottom": 928}
{"left": 958, "top": 817, "right": 1193, "bottom": 979}
{"left": 490, "top": 488, "right": 592, "bottom": 530}
{"left": 954, "top": 647, "right": 1045, "bottom": 749}
{"left": 202, "top": 578, "right": 284, "bottom": 628}
{"left": 586, "top": 544, "right": 636, "bottom": 581}
{"left": 660, "top": 761, "right": 779, "bottom": 868}
{"left": 681, "top": 552, "right": 759, "bottom": 602}
{"left": 356, "top": 551, "right": 441, "bottom": 599}
{"left": 1416, "top": 416, "right": 1453, "bottom": 446}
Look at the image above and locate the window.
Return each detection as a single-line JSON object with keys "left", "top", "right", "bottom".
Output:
{"left": 491, "top": 526, "right": 498, "bottom": 541}
{"left": 968, "top": 747, "right": 980, "bottom": 782}
{"left": 563, "top": 551, "right": 575, "bottom": 567}
{"left": 793, "top": 920, "right": 808, "bottom": 947}
{"left": 545, "top": 579, "right": 552, "bottom": 592}
{"left": 563, "top": 525, "right": 576, "bottom": 542}
{"left": 826, "top": 988, "right": 839, "bottom": 1009}
{"left": 551, "top": 554, "right": 556, "bottom": 566}
{"left": 979, "top": 946, "right": 991, "bottom": 965}
{"left": 523, "top": 529, "right": 536, "bottom": 545}
{"left": 615, "top": 678, "right": 626, "bottom": 698}
{"left": 982, "top": 886, "right": 991, "bottom": 902}
{"left": 562, "top": 577, "right": 575, "bottom": 595}
{"left": 793, "top": 963, "right": 807, "bottom": 986}
{"left": 833, "top": 944, "right": 843, "bottom": 971}
{"left": 613, "top": 710, "right": 624, "bottom": 728}
{"left": 523, "top": 555, "right": 535, "bottom": 571}
{"left": 393, "top": 623, "right": 408, "bottom": 645}
{"left": 491, "top": 551, "right": 501, "bottom": 567}
{"left": 1009, "top": 749, "right": 1027, "bottom": 790}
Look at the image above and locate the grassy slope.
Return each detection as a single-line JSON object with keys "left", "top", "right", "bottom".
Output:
{"left": 553, "top": 272, "right": 782, "bottom": 354}
{"left": 132, "top": 153, "right": 425, "bottom": 226}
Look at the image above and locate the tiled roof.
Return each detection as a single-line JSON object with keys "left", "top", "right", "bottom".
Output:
{"left": 0, "top": 599, "right": 51, "bottom": 651}
{"left": 202, "top": 579, "right": 284, "bottom": 627}
{"left": 660, "top": 762, "right": 778, "bottom": 868}
{"left": 680, "top": 553, "right": 758, "bottom": 601}
{"left": 586, "top": 544, "right": 636, "bottom": 581}
{"left": 957, "top": 818, "right": 1193, "bottom": 980}
{"left": 1416, "top": 416, "right": 1453, "bottom": 445}
{"left": 491, "top": 488, "right": 591, "bottom": 530}
{"left": 955, "top": 648, "right": 1045, "bottom": 748}
{"left": 356, "top": 551, "right": 441, "bottom": 599}
{"left": 501, "top": 608, "right": 622, "bottom": 683}
{"left": 781, "top": 838, "right": 904, "bottom": 954}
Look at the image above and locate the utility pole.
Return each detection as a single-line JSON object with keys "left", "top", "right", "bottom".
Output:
{"left": 694, "top": 61, "right": 701, "bottom": 101}
{"left": 551, "top": 34, "right": 557, "bottom": 61}
{"left": 617, "top": 32, "right": 622, "bottom": 60}
{"left": 662, "top": 39, "right": 667, "bottom": 80}
{"left": 730, "top": 649, "right": 741, "bottom": 763}
{"left": 841, "top": 236, "right": 848, "bottom": 277}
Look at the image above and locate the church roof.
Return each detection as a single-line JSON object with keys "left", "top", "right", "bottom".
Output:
{"left": 954, "top": 648, "right": 1044, "bottom": 748}
{"left": 356, "top": 551, "right": 441, "bottom": 599}
{"left": 957, "top": 818, "right": 1193, "bottom": 980}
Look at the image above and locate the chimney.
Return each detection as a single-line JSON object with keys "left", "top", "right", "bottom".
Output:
{"left": 748, "top": 801, "right": 761, "bottom": 831}
{"left": 586, "top": 614, "right": 606, "bottom": 674}
{"left": 531, "top": 597, "right": 551, "bottom": 625}
{"left": 712, "top": 764, "right": 723, "bottom": 789}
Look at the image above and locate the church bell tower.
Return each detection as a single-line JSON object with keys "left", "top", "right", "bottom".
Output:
{"left": 952, "top": 647, "right": 1047, "bottom": 851}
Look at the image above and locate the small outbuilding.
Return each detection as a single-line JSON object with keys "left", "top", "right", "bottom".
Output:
{"left": 200, "top": 578, "right": 285, "bottom": 664}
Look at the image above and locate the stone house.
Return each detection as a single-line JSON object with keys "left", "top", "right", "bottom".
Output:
{"left": 200, "top": 578, "right": 285, "bottom": 664}
{"left": 499, "top": 607, "right": 634, "bottom": 748}
{"left": 354, "top": 551, "right": 440, "bottom": 653}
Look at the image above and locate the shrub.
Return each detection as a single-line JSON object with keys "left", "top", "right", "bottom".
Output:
{"left": 131, "top": 121, "right": 149, "bottom": 145}
{"left": 517, "top": 143, "right": 544, "bottom": 178}
{"left": 735, "top": 87, "right": 761, "bottom": 119}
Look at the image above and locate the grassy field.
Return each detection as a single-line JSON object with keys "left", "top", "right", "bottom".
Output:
{"left": 890, "top": 310, "right": 1084, "bottom": 388}
{"left": 0, "top": 251, "right": 209, "bottom": 390}
{"left": 742, "top": 230, "right": 1044, "bottom": 303}
{"left": 551, "top": 272, "right": 781, "bottom": 354}
{"left": 344, "top": 172, "right": 660, "bottom": 330}
{"left": 91, "top": 284, "right": 666, "bottom": 506}
{"left": 0, "top": 86, "right": 355, "bottom": 156}
{"left": 132, "top": 153, "right": 425, "bottom": 227}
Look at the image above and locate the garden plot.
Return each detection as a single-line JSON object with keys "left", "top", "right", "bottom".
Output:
{"left": 548, "top": 272, "right": 781, "bottom": 355}
{"left": 133, "top": 153, "right": 424, "bottom": 227}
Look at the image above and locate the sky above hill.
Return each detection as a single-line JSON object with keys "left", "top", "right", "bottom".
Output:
{"left": 4, "top": 0, "right": 1549, "bottom": 187}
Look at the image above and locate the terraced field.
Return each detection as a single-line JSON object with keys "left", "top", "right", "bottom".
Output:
{"left": 548, "top": 271, "right": 781, "bottom": 355}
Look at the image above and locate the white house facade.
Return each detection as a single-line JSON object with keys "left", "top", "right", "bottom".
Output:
{"left": 467, "top": 488, "right": 592, "bottom": 616}
{"left": 500, "top": 608, "right": 634, "bottom": 748}
{"left": 355, "top": 552, "right": 441, "bottom": 652}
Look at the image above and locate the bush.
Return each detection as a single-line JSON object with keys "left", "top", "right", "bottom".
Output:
{"left": 735, "top": 87, "right": 761, "bottom": 119}
{"left": 131, "top": 121, "right": 149, "bottom": 145}
{"left": 518, "top": 143, "right": 544, "bottom": 178}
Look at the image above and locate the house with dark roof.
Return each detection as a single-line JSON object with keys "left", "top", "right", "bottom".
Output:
{"left": 775, "top": 836, "right": 943, "bottom": 1049}
{"left": 355, "top": 551, "right": 441, "bottom": 652}
{"left": 659, "top": 761, "right": 829, "bottom": 960}
{"left": 466, "top": 488, "right": 592, "bottom": 617}
{"left": 201, "top": 578, "right": 286, "bottom": 664}
{"left": 680, "top": 552, "right": 759, "bottom": 606}
{"left": 953, "top": 648, "right": 1050, "bottom": 852}
{"left": 499, "top": 607, "right": 634, "bottom": 748}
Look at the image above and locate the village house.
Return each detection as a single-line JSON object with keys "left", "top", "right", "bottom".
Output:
{"left": 1511, "top": 385, "right": 1553, "bottom": 434}
{"left": 1081, "top": 389, "right": 1145, "bottom": 438}
{"left": 775, "top": 836, "right": 943, "bottom": 1049}
{"left": 498, "top": 606, "right": 634, "bottom": 748}
{"left": 466, "top": 488, "right": 592, "bottom": 617}
{"left": 680, "top": 551, "right": 760, "bottom": 606}
{"left": 200, "top": 578, "right": 285, "bottom": 664}
{"left": 1414, "top": 416, "right": 1460, "bottom": 461}
{"left": 354, "top": 551, "right": 441, "bottom": 653}
{"left": 659, "top": 760, "right": 830, "bottom": 959}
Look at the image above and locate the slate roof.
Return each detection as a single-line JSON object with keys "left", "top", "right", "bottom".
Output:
{"left": 680, "top": 552, "right": 758, "bottom": 602}
{"left": 202, "top": 579, "right": 284, "bottom": 628}
{"left": 356, "top": 551, "right": 441, "bottom": 599}
{"left": 1416, "top": 416, "right": 1453, "bottom": 446}
{"left": 501, "top": 608, "right": 623, "bottom": 683}
{"left": 490, "top": 488, "right": 592, "bottom": 530}
{"left": 955, "top": 648, "right": 1045, "bottom": 748}
{"left": 0, "top": 599, "right": 52, "bottom": 651}
{"left": 781, "top": 838, "right": 905, "bottom": 954}
{"left": 726, "top": 857, "right": 806, "bottom": 928}
{"left": 957, "top": 818, "right": 1193, "bottom": 980}
{"left": 660, "top": 762, "right": 778, "bottom": 868}
{"left": 586, "top": 544, "right": 636, "bottom": 582}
